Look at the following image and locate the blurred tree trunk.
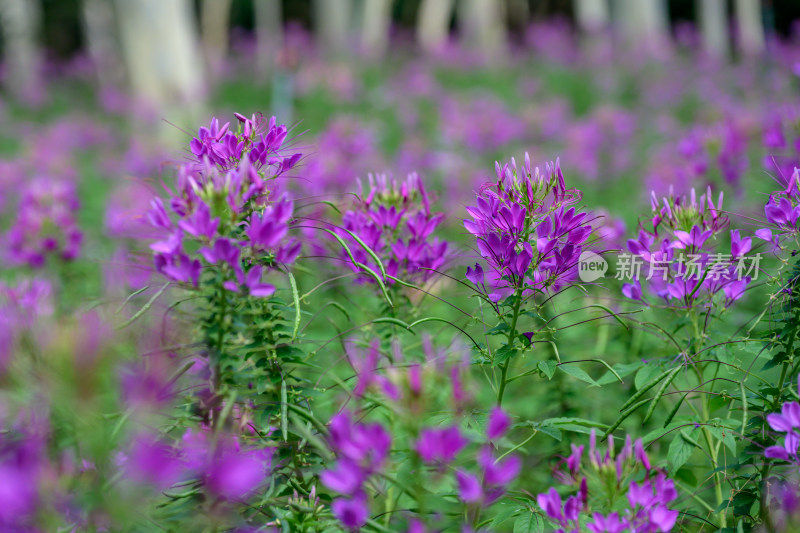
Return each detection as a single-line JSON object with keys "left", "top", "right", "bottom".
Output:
{"left": 416, "top": 0, "right": 454, "bottom": 53}
{"left": 505, "top": 0, "right": 530, "bottom": 32}
{"left": 314, "top": 0, "right": 353, "bottom": 58}
{"left": 114, "top": 0, "right": 205, "bottom": 131}
{"left": 698, "top": 0, "right": 730, "bottom": 59}
{"left": 458, "top": 0, "right": 507, "bottom": 61}
{"left": 735, "top": 0, "right": 765, "bottom": 55}
{"left": 575, "top": 0, "right": 609, "bottom": 33}
{"left": 613, "top": 0, "right": 669, "bottom": 52}
{"left": 81, "top": 0, "right": 123, "bottom": 90}
{"left": 361, "top": 0, "right": 393, "bottom": 59}
{"left": 254, "top": 0, "right": 282, "bottom": 79}
{"left": 0, "top": 0, "right": 42, "bottom": 103}
{"left": 201, "top": 0, "right": 233, "bottom": 77}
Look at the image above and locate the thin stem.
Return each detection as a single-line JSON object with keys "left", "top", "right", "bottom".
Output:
{"left": 497, "top": 288, "right": 524, "bottom": 406}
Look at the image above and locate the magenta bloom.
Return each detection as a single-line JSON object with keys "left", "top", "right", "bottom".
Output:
{"left": 416, "top": 426, "right": 468, "bottom": 465}
{"left": 623, "top": 187, "right": 753, "bottom": 308}
{"left": 205, "top": 447, "right": 271, "bottom": 500}
{"left": 147, "top": 112, "right": 301, "bottom": 291}
{"left": 486, "top": 407, "right": 511, "bottom": 440}
{"left": 331, "top": 495, "right": 369, "bottom": 530}
{"left": 334, "top": 172, "right": 448, "bottom": 285}
{"left": 456, "top": 470, "right": 483, "bottom": 503}
{"left": 464, "top": 155, "right": 591, "bottom": 301}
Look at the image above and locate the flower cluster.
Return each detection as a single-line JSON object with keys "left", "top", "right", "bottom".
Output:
{"left": 758, "top": 166, "right": 800, "bottom": 249}
{"left": 335, "top": 172, "right": 448, "bottom": 284}
{"left": 455, "top": 407, "right": 521, "bottom": 507}
{"left": 537, "top": 431, "right": 678, "bottom": 533}
{"left": 320, "top": 411, "right": 391, "bottom": 530}
{"left": 622, "top": 186, "right": 754, "bottom": 307}
{"left": 765, "top": 377, "right": 800, "bottom": 464}
{"left": 464, "top": 155, "right": 591, "bottom": 301}
{"left": 761, "top": 377, "right": 800, "bottom": 529}
{"left": 4, "top": 177, "right": 82, "bottom": 268}
{"left": 0, "top": 414, "right": 49, "bottom": 530}
{"left": 147, "top": 113, "right": 302, "bottom": 295}
{"left": 124, "top": 427, "right": 273, "bottom": 501}
{"left": 762, "top": 108, "right": 800, "bottom": 184}
{"left": 0, "top": 278, "right": 52, "bottom": 372}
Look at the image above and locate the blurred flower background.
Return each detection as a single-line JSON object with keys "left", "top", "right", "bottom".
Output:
{"left": 3, "top": 0, "right": 800, "bottom": 531}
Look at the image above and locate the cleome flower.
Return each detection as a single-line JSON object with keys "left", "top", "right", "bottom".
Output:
{"left": 146, "top": 113, "right": 302, "bottom": 295}
{"left": 464, "top": 154, "right": 592, "bottom": 302}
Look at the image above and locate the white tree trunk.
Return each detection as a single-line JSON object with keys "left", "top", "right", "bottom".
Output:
{"left": 201, "top": 0, "right": 233, "bottom": 76}
{"left": 114, "top": 0, "right": 205, "bottom": 127}
{"left": 82, "top": 0, "right": 123, "bottom": 89}
{"left": 575, "top": 0, "right": 609, "bottom": 33}
{"left": 416, "top": 0, "right": 454, "bottom": 53}
{"left": 735, "top": 0, "right": 764, "bottom": 55}
{"left": 699, "top": 0, "right": 729, "bottom": 59}
{"left": 314, "top": 0, "right": 353, "bottom": 57}
{"left": 0, "top": 0, "right": 41, "bottom": 102}
{"left": 458, "top": 0, "right": 507, "bottom": 60}
{"left": 254, "top": 0, "right": 282, "bottom": 78}
{"left": 361, "top": 0, "right": 393, "bottom": 59}
{"left": 613, "top": 0, "right": 669, "bottom": 51}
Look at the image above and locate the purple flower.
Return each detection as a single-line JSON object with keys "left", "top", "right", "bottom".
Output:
{"left": 331, "top": 495, "right": 369, "bottom": 530}
{"left": 321, "top": 459, "right": 364, "bottom": 495}
{"left": 765, "top": 196, "right": 800, "bottom": 228}
{"left": 486, "top": 407, "right": 511, "bottom": 440}
{"left": 456, "top": 469, "right": 484, "bottom": 503}
{"left": 478, "top": 447, "right": 521, "bottom": 487}
{"left": 672, "top": 225, "right": 712, "bottom": 250}
{"left": 416, "top": 426, "right": 468, "bottom": 465}
{"left": 148, "top": 112, "right": 301, "bottom": 288}
{"left": 730, "top": 229, "right": 752, "bottom": 258}
{"left": 466, "top": 263, "right": 485, "bottom": 286}
{"left": 246, "top": 198, "right": 293, "bottom": 250}
{"left": 587, "top": 512, "right": 625, "bottom": 533}
{"left": 622, "top": 281, "right": 643, "bottom": 301}
{"left": 126, "top": 436, "right": 184, "bottom": 489}
{"left": 177, "top": 201, "right": 219, "bottom": 240}
{"left": 334, "top": 172, "right": 448, "bottom": 285}
{"left": 465, "top": 156, "right": 591, "bottom": 299}
{"left": 242, "top": 266, "right": 276, "bottom": 297}
{"left": 334, "top": 414, "right": 391, "bottom": 465}
{"left": 205, "top": 447, "right": 271, "bottom": 500}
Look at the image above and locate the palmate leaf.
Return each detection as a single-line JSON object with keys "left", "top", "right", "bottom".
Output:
{"left": 513, "top": 512, "right": 545, "bottom": 533}
{"left": 667, "top": 430, "right": 698, "bottom": 471}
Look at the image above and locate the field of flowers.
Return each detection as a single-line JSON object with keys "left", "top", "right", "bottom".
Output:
{"left": 5, "top": 20, "right": 800, "bottom": 533}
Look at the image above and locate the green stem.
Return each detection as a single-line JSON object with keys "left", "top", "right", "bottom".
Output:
{"left": 690, "top": 310, "right": 727, "bottom": 528}
{"left": 497, "top": 289, "right": 524, "bottom": 406}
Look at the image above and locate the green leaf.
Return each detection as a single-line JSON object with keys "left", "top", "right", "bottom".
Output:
{"left": 537, "top": 423, "right": 562, "bottom": 441}
{"left": 668, "top": 432, "right": 696, "bottom": 471}
{"left": 538, "top": 360, "right": 557, "bottom": 380}
{"left": 558, "top": 364, "right": 598, "bottom": 387}
{"left": 542, "top": 417, "right": 608, "bottom": 435}
{"left": 596, "top": 361, "right": 643, "bottom": 385}
{"left": 486, "top": 322, "right": 510, "bottom": 336}
{"left": 494, "top": 345, "right": 519, "bottom": 366}
{"left": 707, "top": 426, "right": 738, "bottom": 454}
{"left": 490, "top": 503, "right": 518, "bottom": 530}
{"left": 514, "top": 512, "right": 545, "bottom": 533}
{"left": 635, "top": 363, "right": 663, "bottom": 390}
